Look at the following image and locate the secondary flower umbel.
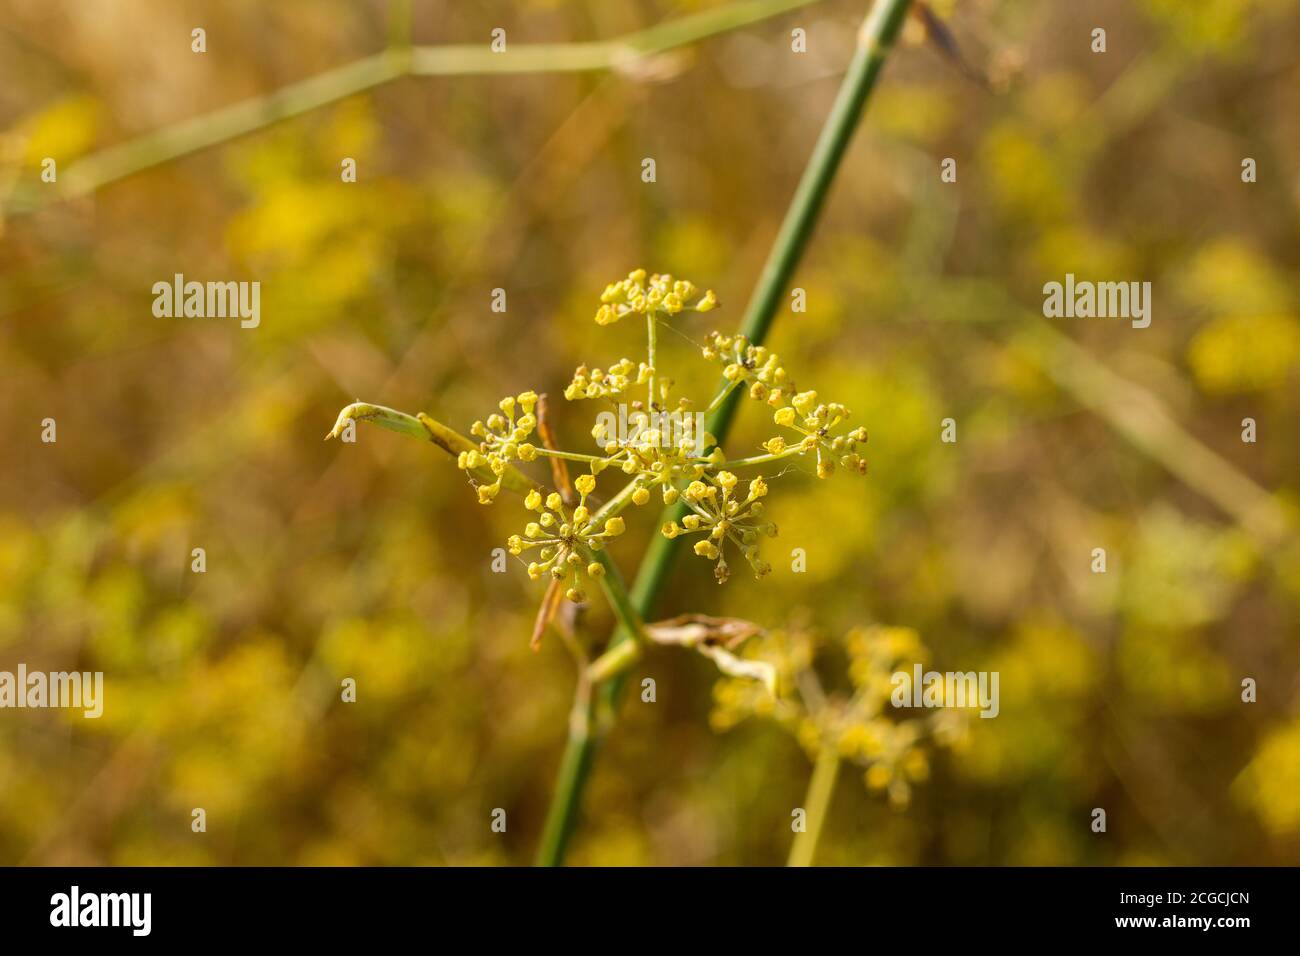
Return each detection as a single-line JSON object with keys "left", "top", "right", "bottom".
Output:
{"left": 508, "top": 478, "right": 626, "bottom": 604}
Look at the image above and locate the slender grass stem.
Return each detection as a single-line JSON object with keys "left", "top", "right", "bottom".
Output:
{"left": 706, "top": 378, "right": 744, "bottom": 414}
{"left": 4, "top": 0, "right": 824, "bottom": 217}
{"left": 787, "top": 744, "right": 841, "bottom": 867}
{"left": 719, "top": 445, "right": 808, "bottom": 469}
{"left": 535, "top": 0, "right": 915, "bottom": 867}
{"left": 590, "top": 478, "right": 645, "bottom": 526}
{"left": 532, "top": 448, "right": 609, "bottom": 465}
{"left": 586, "top": 635, "right": 642, "bottom": 685}
{"left": 647, "top": 315, "right": 658, "bottom": 410}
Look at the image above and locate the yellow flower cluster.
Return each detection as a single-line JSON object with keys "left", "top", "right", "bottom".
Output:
{"left": 768, "top": 390, "right": 867, "bottom": 478}
{"left": 458, "top": 392, "right": 540, "bottom": 503}
{"left": 703, "top": 331, "right": 867, "bottom": 478}
{"left": 507, "top": 477, "right": 627, "bottom": 603}
{"left": 661, "top": 472, "right": 775, "bottom": 582}
{"left": 563, "top": 359, "right": 651, "bottom": 401}
{"left": 711, "top": 625, "right": 966, "bottom": 810}
{"left": 594, "top": 269, "right": 718, "bottom": 326}
{"left": 703, "top": 331, "right": 790, "bottom": 398}
{"left": 589, "top": 411, "right": 716, "bottom": 491}
{"left": 451, "top": 269, "right": 874, "bottom": 605}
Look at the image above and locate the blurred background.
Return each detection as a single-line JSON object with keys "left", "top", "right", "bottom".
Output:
{"left": 1, "top": 0, "right": 1299, "bottom": 865}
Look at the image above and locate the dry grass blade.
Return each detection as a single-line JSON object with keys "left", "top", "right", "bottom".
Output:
{"left": 531, "top": 578, "right": 566, "bottom": 651}
{"left": 645, "top": 614, "right": 774, "bottom": 694}
{"left": 536, "top": 393, "right": 576, "bottom": 505}
{"left": 913, "top": 2, "right": 990, "bottom": 90}
{"left": 643, "top": 614, "right": 764, "bottom": 650}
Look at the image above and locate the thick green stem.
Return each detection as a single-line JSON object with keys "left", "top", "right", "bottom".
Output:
{"left": 535, "top": 546, "right": 641, "bottom": 863}
{"left": 788, "top": 744, "right": 841, "bottom": 867}
{"left": 535, "top": 0, "right": 914, "bottom": 867}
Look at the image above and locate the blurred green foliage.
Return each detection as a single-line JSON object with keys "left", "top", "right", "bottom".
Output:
{"left": 1, "top": 0, "right": 1298, "bottom": 865}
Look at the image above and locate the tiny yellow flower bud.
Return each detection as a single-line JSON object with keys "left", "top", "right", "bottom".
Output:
{"left": 793, "top": 390, "right": 818, "bottom": 415}
{"left": 662, "top": 487, "right": 680, "bottom": 505}
{"left": 565, "top": 587, "right": 586, "bottom": 604}
{"left": 587, "top": 561, "right": 605, "bottom": 578}
{"left": 518, "top": 443, "right": 538, "bottom": 461}
{"left": 525, "top": 490, "right": 543, "bottom": 511}
{"left": 866, "top": 764, "right": 892, "bottom": 791}
{"left": 603, "top": 517, "right": 626, "bottom": 536}
{"left": 632, "top": 486, "right": 650, "bottom": 506}
{"left": 573, "top": 506, "right": 590, "bottom": 525}
{"left": 546, "top": 493, "right": 563, "bottom": 512}
{"left": 716, "top": 471, "right": 738, "bottom": 492}
{"left": 661, "top": 522, "right": 681, "bottom": 539}
{"left": 693, "top": 540, "right": 719, "bottom": 559}
{"left": 526, "top": 522, "right": 542, "bottom": 538}
{"left": 774, "top": 407, "right": 796, "bottom": 428}
{"left": 575, "top": 474, "right": 596, "bottom": 495}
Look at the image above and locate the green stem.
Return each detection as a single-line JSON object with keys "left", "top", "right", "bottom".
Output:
{"left": 535, "top": 0, "right": 914, "bottom": 867}
{"left": 788, "top": 744, "right": 841, "bottom": 867}
{"left": 535, "top": 545, "right": 641, "bottom": 864}
{"left": 586, "top": 636, "right": 642, "bottom": 684}
{"left": 590, "top": 477, "right": 645, "bottom": 526}
{"left": 706, "top": 377, "right": 743, "bottom": 414}
{"left": 719, "top": 444, "right": 807, "bottom": 469}
{"left": 646, "top": 314, "right": 658, "bottom": 410}
{"left": 533, "top": 448, "right": 609, "bottom": 465}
